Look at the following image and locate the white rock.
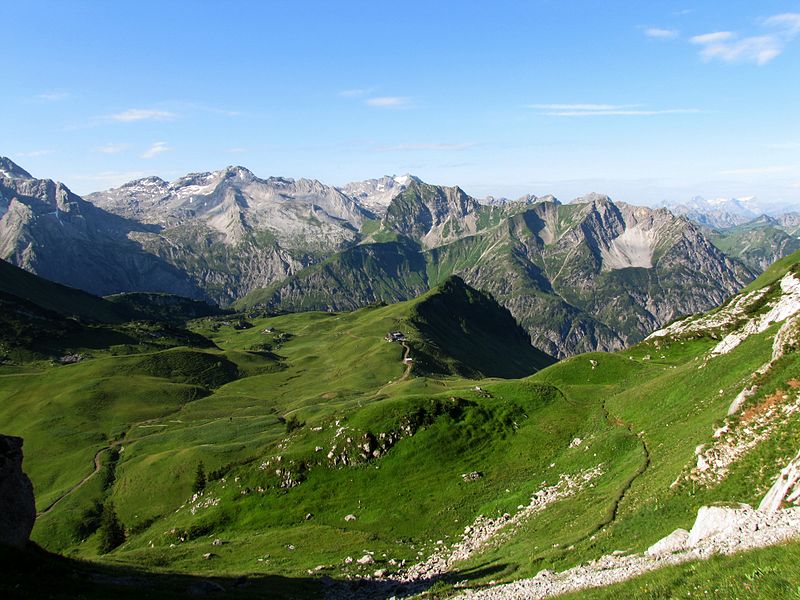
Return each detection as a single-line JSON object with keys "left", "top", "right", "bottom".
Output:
{"left": 645, "top": 528, "right": 689, "bottom": 556}
{"left": 687, "top": 504, "right": 752, "bottom": 547}
{"left": 357, "top": 554, "right": 375, "bottom": 565}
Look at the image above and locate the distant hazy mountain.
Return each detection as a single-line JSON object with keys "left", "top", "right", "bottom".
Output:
{"left": 664, "top": 196, "right": 760, "bottom": 229}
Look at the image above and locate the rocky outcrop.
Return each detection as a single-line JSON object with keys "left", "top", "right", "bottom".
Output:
{"left": 0, "top": 435, "right": 35, "bottom": 548}
{"left": 759, "top": 448, "right": 800, "bottom": 512}
{"left": 458, "top": 501, "right": 800, "bottom": 599}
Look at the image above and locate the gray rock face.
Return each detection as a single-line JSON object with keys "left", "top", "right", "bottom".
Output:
{"left": 0, "top": 435, "right": 36, "bottom": 548}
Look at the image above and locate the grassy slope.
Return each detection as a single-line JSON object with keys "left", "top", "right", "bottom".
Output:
{"left": 3, "top": 256, "right": 800, "bottom": 598}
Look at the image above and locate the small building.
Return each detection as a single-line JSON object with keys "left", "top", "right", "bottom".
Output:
{"left": 384, "top": 331, "right": 406, "bottom": 342}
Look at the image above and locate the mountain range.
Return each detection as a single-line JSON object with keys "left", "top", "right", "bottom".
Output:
{"left": 0, "top": 156, "right": 786, "bottom": 357}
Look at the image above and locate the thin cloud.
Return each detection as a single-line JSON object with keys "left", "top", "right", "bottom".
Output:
{"left": 764, "top": 13, "right": 800, "bottom": 35}
{"left": 227, "top": 147, "right": 250, "bottom": 153}
{"left": 16, "top": 149, "right": 52, "bottom": 157}
{"left": 374, "top": 142, "right": 476, "bottom": 152}
{"left": 690, "top": 13, "right": 800, "bottom": 65}
{"left": 96, "top": 143, "right": 129, "bottom": 154}
{"left": 529, "top": 104, "right": 700, "bottom": 117}
{"left": 690, "top": 31, "right": 735, "bottom": 44}
{"left": 108, "top": 108, "right": 177, "bottom": 122}
{"left": 719, "top": 165, "right": 794, "bottom": 176}
{"left": 645, "top": 28, "right": 679, "bottom": 39}
{"left": 528, "top": 103, "right": 640, "bottom": 111}
{"left": 694, "top": 35, "right": 782, "bottom": 65}
{"left": 545, "top": 109, "right": 701, "bottom": 116}
{"left": 141, "top": 141, "right": 172, "bottom": 159}
{"left": 366, "top": 96, "right": 412, "bottom": 108}
{"left": 338, "top": 89, "right": 371, "bottom": 98}
{"left": 36, "top": 91, "right": 69, "bottom": 102}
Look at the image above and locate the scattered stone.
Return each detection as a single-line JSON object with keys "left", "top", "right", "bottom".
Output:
{"left": 202, "top": 552, "right": 215, "bottom": 560}
{"left": 344, "top": 514, "right": 357, "bottom": 522}
{"left": 356, "top": 554, "right": 375, "bottom": 565}
{"left": 305, "top": 513, "right": 314, "bottom": 521}
{"left": 211, "top": 538, "right": 223, "bottom": 546}
{"left": 373, "top": 568, "right": 387, "bottom": 578}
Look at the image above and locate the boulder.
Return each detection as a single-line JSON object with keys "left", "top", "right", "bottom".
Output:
{"left": 687, "top": 504, "right": 753, "bottom": 547}
{"left": 0, "top": 435, "right": 36, "bottom": 548}
{"left": 645, "top": 528, "right": 689, "bottom": 556}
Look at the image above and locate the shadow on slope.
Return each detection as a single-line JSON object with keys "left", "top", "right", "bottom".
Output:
{"left": 1, "top": 542, "right": 506, "bottom": 600}
{"left": 409, "top": 275, "right": 556, "bottom": 378}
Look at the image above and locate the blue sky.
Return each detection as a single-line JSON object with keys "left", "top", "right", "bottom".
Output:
{"left": 3, "top": 0, "right": 800, "bottom": 206}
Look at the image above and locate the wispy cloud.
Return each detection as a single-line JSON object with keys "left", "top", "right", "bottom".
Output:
{"left": 764, "top": 13, "right": 800, "bottom": 35}
{"left": 16, "top": 149, "right": 53, "bottom": 157}
{"left": 36, "top": 91, "right": 70, "bottom": 102}
{"left": 645, "top": 28, "right": 679, "bottom": 39}
{"left": 338, "top": 88, "right": 372, "bottom": 98}
{"left": 690, "top": 13, "right": 800, "bottom": 65}
{"left": 108, "top": 108, "right": 177, "bottom": 122}
{"left": 141, "top": 141, "right": 171, "bottom": 159}
{"left": 529, "top": 103, "right": 638, "bottom": 111}
{"left": 365, "top": 96, "right": 412, "bottom": 108}
{"left": 373, "top": 142, "right": 476, "bottom": 152}
{"left": 96, "top": 143, "right": 130, "bottom": 154}
{"left": 528, "top": 103, "right": 700, "bottom": 117}
{"left": 719, "top": 165, "right": 794, "bottom": 176}
{"left": 690, "top": 31, "right": 735, "bottom": 44}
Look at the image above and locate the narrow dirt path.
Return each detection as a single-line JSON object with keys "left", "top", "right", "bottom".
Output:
{"left": 36, "top": 418, "right": 167, "bottom": 517}
{"left": 371, "top": 341, "right": 413, "bottom": 397}
{"left": 398, "top": 341, "right": 412, "bottom": 382}
{"left": 37, "top": 445, "right": 111, "bottom": 517}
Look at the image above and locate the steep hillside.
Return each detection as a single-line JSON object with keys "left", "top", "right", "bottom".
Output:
{"left": 407, "top": 276, "right": 555, "bottom": 377}
{"left": 0, "top": 163, "right": 204, "bottom": 300}
{"left": 0, "top": 258, "right": 127, "bottom": 323}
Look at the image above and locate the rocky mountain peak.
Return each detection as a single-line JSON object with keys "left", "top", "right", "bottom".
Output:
{"left": 0, "top": 157, "right": 34, "bottom": 180}
{"left": 570, "top": 192, "right": 612, "bottom": 205}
